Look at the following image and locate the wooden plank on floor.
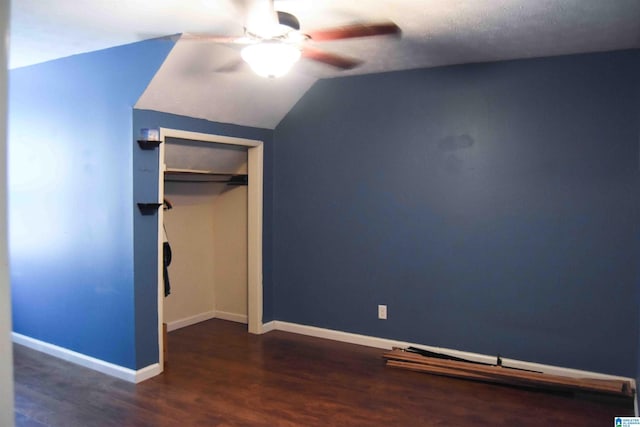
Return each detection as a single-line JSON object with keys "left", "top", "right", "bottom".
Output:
{"left": 384, "top": 349, "right": 633, "bottom": 397}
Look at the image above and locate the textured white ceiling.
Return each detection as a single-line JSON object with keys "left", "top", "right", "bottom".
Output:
{"left": 9, "top": 0, "right": 243, "bottom": 69}
{"left": 10, "top": 0, "right": 640, "bottom": 129}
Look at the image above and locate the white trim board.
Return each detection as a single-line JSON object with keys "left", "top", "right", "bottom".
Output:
{"left": 166, "top": 310, "right": 247, "bottom": 332}
{"left": 261, "top": 321, "right": 277, "bottom": 334}
{"left": 166, "top": 311, "right": 216, "bottom": 332}
{"left": 12, "top": 333, "right": 161, "bottom": 383}
{"left": 262, "top": 321, "right": 636, "bottom": 387}
{"left": 215, "top": 311, "right": 248, "bottom": 324}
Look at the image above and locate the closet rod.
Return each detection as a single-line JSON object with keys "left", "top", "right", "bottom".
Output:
{"left": 164, "top": 169, "right": 247, "bottom": 185}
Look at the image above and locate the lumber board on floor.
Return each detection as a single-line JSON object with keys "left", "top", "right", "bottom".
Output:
{"left": 387, "top": 360, "right": 503, "bottom": 383}
{"left": 383, "top": 349, "right": 633, "bottom": 397}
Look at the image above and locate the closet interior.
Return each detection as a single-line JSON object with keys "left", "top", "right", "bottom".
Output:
{"left": 162, "top": 137, "right": 249, "bottom": 330}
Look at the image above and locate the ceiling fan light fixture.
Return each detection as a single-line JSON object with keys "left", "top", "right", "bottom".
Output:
{"left": 241, "top": 42, "right": 301, "bottom": 78}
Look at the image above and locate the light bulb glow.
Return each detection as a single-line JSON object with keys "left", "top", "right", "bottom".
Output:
{"left": 241, "top": 42, "right": 301, "bottom": 78}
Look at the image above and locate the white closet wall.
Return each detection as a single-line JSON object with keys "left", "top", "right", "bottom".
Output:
{"left": 212, "top": 186, "right": 248, "bottom": 322}
{"left": 163, "top": 182, "right": 222, "bottom": 324}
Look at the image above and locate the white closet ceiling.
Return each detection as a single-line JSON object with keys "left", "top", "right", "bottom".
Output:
{"left": 11, "top": 0, "right": 640, "bottom": 129}
{"left": 165, "top": 138, "right": 247, "bottom": 174}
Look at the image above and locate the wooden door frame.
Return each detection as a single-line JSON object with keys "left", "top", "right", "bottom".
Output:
{"left": 156, "top": 128, "right": 264, "bottom": 369}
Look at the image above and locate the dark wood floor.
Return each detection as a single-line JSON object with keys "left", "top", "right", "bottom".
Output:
{"left": 14, "top": 319, "right": 633, "bottom": 426}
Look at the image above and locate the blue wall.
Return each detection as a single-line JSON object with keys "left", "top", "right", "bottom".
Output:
{"left": 132, "top": 109, "right": 275, "bottom": 353}
{"left": 9, "top": 40, "right": 174, "bottom": 369}
{"left": 8, "top": 38, "right": 638, "bottom": 378}
{"left": 274, "top": 49, "right": 640, "bottom": 376}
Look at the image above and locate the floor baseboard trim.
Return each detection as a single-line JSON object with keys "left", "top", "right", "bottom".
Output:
{"left": 11, "top": 333, "right": 148, "bottom": 383}
{"left": 261, "top": 321, "right": 276, "bottom": 334}
{"left": 166, "top": 311, "right": 249, "bottom": 331}
{"left": 135, "top": 363, "right": 162, "bottom": 383}
{"left": 270, "top": 321, "right": 636, "bottom": 387}
{"left": 215, "top": 311, "right": 248, "bottom": 324}
{"left": 166, "top": 311, "right": 216, "bottom": 332}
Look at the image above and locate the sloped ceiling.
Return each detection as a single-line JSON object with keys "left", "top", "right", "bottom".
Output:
{"left": 134, "top": 39, "right": 317, "bottom": 129}
{"left": 11, "top": 0, "right": 640, "bottom": 129}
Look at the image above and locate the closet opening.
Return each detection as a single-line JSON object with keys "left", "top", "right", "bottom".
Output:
{"left": 156, "top": 129, "right": 264, "bottom": 369}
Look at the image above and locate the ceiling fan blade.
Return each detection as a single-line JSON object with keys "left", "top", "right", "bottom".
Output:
{"left": 307, "top": 22, "right": 401, "bottom": 41}
{"left": 302, "top": 46, "right": 362, "bottom": 70}
{"left": 180, "top": 33, "right": 249, "bottom": 44}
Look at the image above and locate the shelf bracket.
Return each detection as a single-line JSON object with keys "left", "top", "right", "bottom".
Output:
{"left": 137, "top": 203, "right": 162, "bottom": 215}
{"left": 137, "top": 140, "right": 163, "bottom": 150}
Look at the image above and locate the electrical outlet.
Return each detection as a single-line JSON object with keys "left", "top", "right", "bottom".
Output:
{"left": 378, "top": 304, "right": 387, "bottom": 320}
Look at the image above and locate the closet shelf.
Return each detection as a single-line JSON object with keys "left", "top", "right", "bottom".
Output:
{"left": 164, "top": 168, "right": 248, "bottom": 185}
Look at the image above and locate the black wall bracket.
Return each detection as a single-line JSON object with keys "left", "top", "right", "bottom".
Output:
{"left": 137, "top": 140, "right": 162, "bottom": 150}
{"left": 137, "top": 203, "right": 162, "bottom": 215}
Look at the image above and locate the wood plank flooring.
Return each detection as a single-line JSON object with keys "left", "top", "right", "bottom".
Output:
{"left": 14, "top": 319, "right": 633, "bottom": 426}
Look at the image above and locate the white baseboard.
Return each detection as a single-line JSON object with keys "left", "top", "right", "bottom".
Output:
{"left": 215, "top": 311, "right": 248, "bottom": 324}
{"left": 166, "top": 310, "right": 248, "bottom": 332}
{"left": 261, "top": 320, "right": 277, "bottom": 333}
{"left": 269, "top": 321, "right": 636, "bottom": 387}
{"left": 12, "top": 333, "right": 160, "bottom": 383}
{"left": 166, "top": 311, "right": 216, "bottom": 332}
{"left": 135, "top": 363, "right": 162, "bottom": 383}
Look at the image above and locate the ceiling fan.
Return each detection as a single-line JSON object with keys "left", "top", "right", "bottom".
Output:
{"left": 182, "top": 0, "right": 401, "bottom": 78}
